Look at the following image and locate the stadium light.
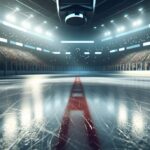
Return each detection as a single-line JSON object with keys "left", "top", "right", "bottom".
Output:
{"left": 21, "top": 21, "right": 31, "bottom": 29}
{"left": 30, "top": 14, "right": 34, "bottom": 18}
{"left": 43, "top": 21, "right": 47, "bottom": 24}
{"left": 43, "top": 49, "right": 50, "bottom": 53}
{"left": 124, "top": 14, "right": 128, "bottom": 18}
{"left": 84, "top": 52, "right": 90, "bottom": 55}
{"left": 93, "top": 26, "right": 97, "bottom": 29}
{"left": 110, "top": 49, "right": 117, "bottom": 53}
{"left": 104, "top": 31, "right": 111, "bottom": 36}
{"left": 119, "top": 47, "right": 125, "bottom": 51}
{"left": 53, "top": 52, "right": 60, "bottom": 54}
{"left": 5, "top": 14, "right": 16, "bottom": 23}
{"left": 95, "top": 52, "right": 102, "bottom": 55}
{"left": 101, "top": 24, "right": 104, "bottom": 27}
{"left": 132, "top": 19, "right": 143, "bottom": 27}
{"left": 138, "top": 8, "right": 143, "bottom": 12}
{"left": 66, "top": 52, "right": 71, "bottom": 55}
{"left": 16, "top": 42, "right": 23, "bottom": 47}
{"left": 36, "top": 47, "right": 42, "bottom": 51}
{"left": 15, "top": 7, "right": 20, "bottom": 12}
{"left": 117, "top": 26, "right": 125, "bottom": 32}
{"left": 110, "top": 20, "right": 114, "bottom": 23}
{"left": 0, "top": 37, "right": 8, "bottom": 43}
{"left": 35, "top": 26, "right": 43, "bottom": 33}
{"left": 46, "top": 31, "right": 52, "bottom": 36}
{"left": 61, "top": 41, "right": 94, "bottom": 44}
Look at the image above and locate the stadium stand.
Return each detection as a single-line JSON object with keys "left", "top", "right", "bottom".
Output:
{"left": 111, "top": 50, "right": 150, "bottom": 71}
{"left": 0, "top": 16, "right": 150, "bottom": 75}
{"left": 0, "top": 46, "right": 48, "bottom": 75}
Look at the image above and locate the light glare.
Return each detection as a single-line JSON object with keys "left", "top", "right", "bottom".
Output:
{"left": 101, "top": 24, "right": 104, "bottom": 27}
{"left": 46, "top": 31, "right": 52, "bottom": 36}
{"left": 84, "top": 52, "right": 90, "bottom": 55}
{"left": 124, "top": 14, "right": 128, "bottom": 18}
{"left": 138, "top": 8, "right": 143, "bottom": 12}
{"left": 104, "top": 31, "right": 111, "bottom": 36}
{"left": 110, "top": 20, "right": 114, "bottom": 23}
{"left": 132, "top": 19, "right": 143, "bottom": 27}
{"left": 35, "top": 26, "right": 43, "bottom": 33}
{"left": 22, "top": 21, "right": 31, "bottom": 29}
{"left": 6, "top": 14, "right": 16, "bottom": 23}
{"left": 15, "top": 7, "right": 20, "bottom": 12}
{"left": 117, "top": 26, "right": 125, "bottom": 32}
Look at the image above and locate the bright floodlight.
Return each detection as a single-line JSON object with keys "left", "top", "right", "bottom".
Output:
{"left": 117, "top": 26, "right": 125, "bottom": 32}
{"left": 6, "top": 14, "right": 16, "bottom": 23}
{"left": 110, "top": 20, "right": 114, "bottom": 23}
{"left": 124, "top": 14, "right": 128, "bottom": 18}
{"left": 35, "top": 26, "right": 43, "bottom": 33}
{"left": 66, "top": 52, "right": 71, "bottom": 55}
{"left": 104, "top": 31, "right": 111, "bottom": 36}
{"left": 46, "top": 31, "right": 52, "bottom": 36}
{"left": 132, "top": 19, "right": 143, "bottom": 27}
{"left": 93, "top": 26, "right": 97, "bottom": 29}
{"left": 95, "top": 52, "right": 102, "bottom": 55}
{"left": 15, "top": 7, "right": 20, "bottom": 12}
{"left": 84, "top": 52, "right": 90, "bottom": 55}
{"left": 30, "top": 14, "right": 34, "bottom": 18}
{"left": 43, "top": 21, "right": 47, "bottom": 24}
{"left": 138, "top": 8, "right": 143, "bottom": 12}
{"left": 101, "top": 24, "right": 104, "bottom": 27}
{"left": 61, "top": 41, "right": 94, "bottom": 44}
{"left": 22, "top": 21, "right": 31, "bottom": 29}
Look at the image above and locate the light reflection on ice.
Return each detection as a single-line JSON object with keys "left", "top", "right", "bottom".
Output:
{"left": 3, "top": 112, "right": 17, "bottom": 139}
{"left": 132, "top": 112, "right": 145, "bottom": 134}
{"left": 0, "top": 75, "right": 150, "bottom": 150}
{"left": 25, "top": 76, "right": 44, "bottom": 123}
{"left": 118, "top": 103, "right": 128, "bottom": 126}
{"left": 21, "top": 102, "right": 32, "bottom": 128}
{"left": 107, "top": 102, "right": 115, "bottom": 113}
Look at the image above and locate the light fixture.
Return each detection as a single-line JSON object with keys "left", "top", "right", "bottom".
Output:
{"left": 117, "top": 26, "right": 125, "bottom": 32}
{"left": 30, "top": 14, "right": 34, "bottom": 18}
{"left": 61, "top": 41, "right": 95, "bottom": 44}
{"left": 53, "top": 52, "right": 60, "bottom": 54}
{"left": 46, "top": 31, "right": 52, "bottom": 36}
{"left": 22, "top": 21, "right": 31, "bottom": 29}
{"left": 101, "top": 24, "right": 104, "bottom": 27}
{"left": 5, "top": 14, "right": 16, "bottom": 23}
{"left": 15, "top": 7, "right": 20, "bottom": 12}
{"left": 84, "top": 52, "right": 90, "bottom": 55}
{"left": 132, "top": 19, "right": 143, "bottom": 27}
{"left": 124, "top": 14, "right": 128, "bottom": 18}
{"left": 104, "top": 31, "right": 111, "bottom": 36}
{"left": 35, "top": 26, "right": 43, "bottom": 33}
{"left": 138, "top": 8, "right": 143, "bottom": 12}
{"left": 66, "top": 52, "right": 71, "bottom": 55}
{"left": 43, "top": 21, "right": 47, "bottom": 24}
{"left": 95, "top": 52, "right": 102, "bottom": 55}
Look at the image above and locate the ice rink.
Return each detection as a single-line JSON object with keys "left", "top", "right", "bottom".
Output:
{"left": 0, "top": 72, "right": 150, "bottom": 150}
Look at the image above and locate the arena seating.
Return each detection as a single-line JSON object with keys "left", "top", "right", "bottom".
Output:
{"left": 0, "top": 46, "right": 47, "bottom": 74}
{"left": 112, "top": 50, "right": 150, "bottom": 70}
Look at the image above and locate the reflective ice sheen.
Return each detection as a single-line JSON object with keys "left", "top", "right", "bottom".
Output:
{"left": 0, "top": 74, "right": 150, "bottom": 150}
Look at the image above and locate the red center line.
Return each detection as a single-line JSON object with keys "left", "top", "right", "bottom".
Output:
{"left": 54, "top": 77, "right": 101, "bottom": 150}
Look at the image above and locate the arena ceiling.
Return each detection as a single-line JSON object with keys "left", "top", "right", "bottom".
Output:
{"left": 0, "top": 0, "right": 149, "bottom": 40}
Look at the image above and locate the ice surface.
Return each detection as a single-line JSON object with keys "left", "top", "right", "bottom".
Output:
{"left": 0, "top": 74, "right": 149, "bottom": 150}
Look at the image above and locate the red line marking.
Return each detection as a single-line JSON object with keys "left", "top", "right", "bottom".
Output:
{"left": 54, "top": 77, "right": 101, "bottom": 150}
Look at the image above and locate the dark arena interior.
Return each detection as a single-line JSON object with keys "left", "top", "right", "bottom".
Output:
{"left": 0, "top": 0, "right": 150, "bottom": 150}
